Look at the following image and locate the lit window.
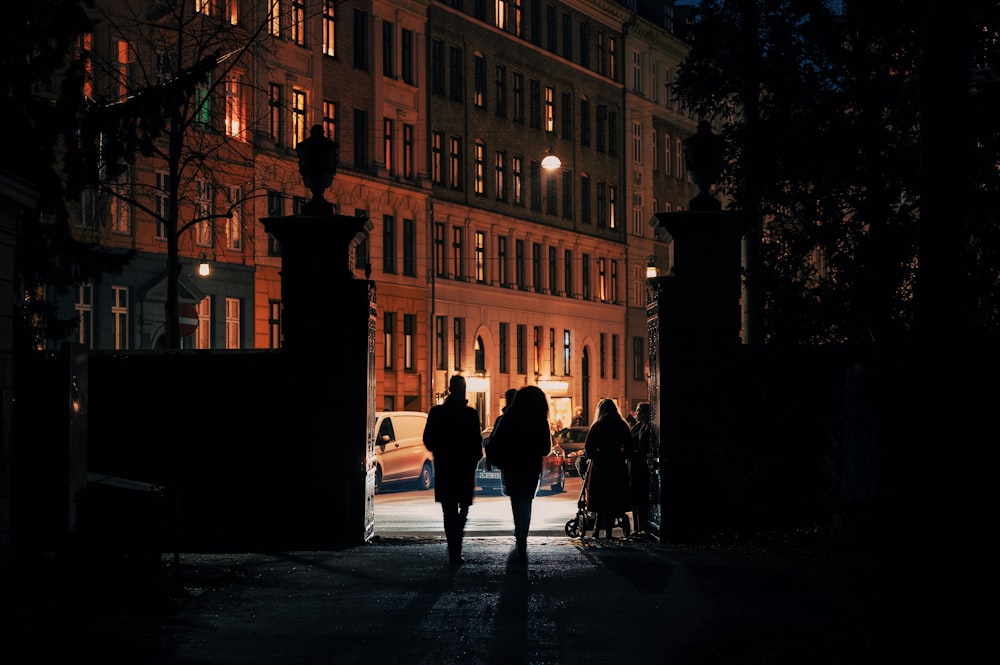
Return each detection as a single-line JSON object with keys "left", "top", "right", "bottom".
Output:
{"left": 196, "top": 296, "right": 212, "bottom": 349}
{"left": 269, "top": 0, "right": 281, "bottom": 37}
{"left": 225, "top": 298, "right": 241, "bottom": 349}
{"left": 112, "top": 285, "right": 128, "bottom": 350}
{"left": 116, "top": 40, "right": 132, "bottom": 101}
{"left": 227, "top": 186, "right": 243, "bottom": 250}
{"left": 225, "top": 74, "right": 245, "bottom": 139}
{"left": 75, "top": 284, "right": 93, "bottom": 349}
{"left": 323, "top": 0, "right": 336, "bottom": 56}
{"left": 292, "top": 90, "right": 307, "bottom": 147}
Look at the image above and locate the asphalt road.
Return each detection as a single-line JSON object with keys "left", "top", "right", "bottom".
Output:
{"left": 374, "top": 474, "right": 595, "bottom": 537}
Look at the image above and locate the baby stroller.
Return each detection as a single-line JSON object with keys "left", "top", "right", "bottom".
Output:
{"left": 564, "top": 456, "right": 630, "bottom": 539}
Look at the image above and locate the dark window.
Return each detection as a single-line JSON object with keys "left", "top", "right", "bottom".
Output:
{"left": 499, "top": 322, "right": 509, "bottom": 373}
{"left": 382, "top": 214, "right": 396, "bottom": 274}
{"left": 475, "top": 335, "right": 486, "bottom": 373}
{"left": 434, "top": 222, "right": 446, "bottom": 277}
{"left": 431, "top": 39, "right": 445, "bottom": 95}
{"left": 452, "top": 225, "right": 464, "bottom": 279}
{"left": 562, "top": 12, "right": 572, "bottom": 60}
{"left": 495, "top": 65, "right": 507, "bottom": 117}
{"left": 515, "top": 239, "right": 526, "bottom": 289}
{"left": 580, "top": 175, "right": 591, "bottom": 225}
{"left": 382, "top": 20, "right": 394, "bottom": 77}
{"left": 516, "top": 324, "right": 527, "bottom": 374}
{"left": 580, "top": 98, "right": 590, "bottom": 147}
{"left": 401, "top": 29, "right": 414, "bottom": 84}
{"left": 564, "top": 248, "right": 573, "bottom": 298}
{"left": 530, "top": 0, "right": 541, "bottom": 46}
{"left": 353, "top": 10, "right": 367, "bottom": 70}
{"left": 403, "top": 124, "right": 414, "bottom": 179}
{"left": 449, "top": 45, "right": 463, "bottom": 102}
{"left": 403, "top": 218, "right": 415, "bottom": 276}
{"left": 453, "top": 318, "right": 464, "bottom": 370}
{"left": 436, "top": 316, "right": 447, "bottom": 370}
{"left": 546, "top": 4, "right": 557, "bottom": 52}
{"left": 561, "top": 170, "right": 572, "bottom": 219}
{"left": 532, "top": 242, "right": 543, "bottom": 293}
{"left": 498, "top": 235, "right": 509, "bottom": 286}
{"left": 548, "top": 246, "right": 557, "bottom": 294}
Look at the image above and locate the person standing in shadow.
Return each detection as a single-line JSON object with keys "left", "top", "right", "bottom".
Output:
{"left": 423, "top": 375, "right": 484, "bottom": 564}
{"left": 485, "top": 385, "right": 552, "bottom": 559}
{"left": 628, "top": 402, "right": 652, "bottom": 537}
{"left": 584, "top": 398, "right": 632, "bottom": 539}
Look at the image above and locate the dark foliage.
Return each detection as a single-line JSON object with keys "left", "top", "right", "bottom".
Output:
{"left": 1, "top": 0, "right": 133, "bottom": 348}
{"left": 674, "top": 0, "right": 1000, "bottom": 346}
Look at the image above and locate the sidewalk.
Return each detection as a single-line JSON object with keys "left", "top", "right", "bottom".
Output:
{"left": 5, "top": 533, "right": 893, "bottom": 664}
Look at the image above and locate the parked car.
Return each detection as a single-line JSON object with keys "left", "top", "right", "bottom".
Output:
{"left": 373, "top": 411, "right": 433, "bottom": 493}
{"left": 553, "top": 426, "right": 590, "bottom": 475}
{"left": 476, "top": 427, "right": 566, "bottom": 494}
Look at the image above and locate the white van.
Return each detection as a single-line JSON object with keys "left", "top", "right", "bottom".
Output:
{"left": 373, "top": 411, "right": 433, "bottom": 493}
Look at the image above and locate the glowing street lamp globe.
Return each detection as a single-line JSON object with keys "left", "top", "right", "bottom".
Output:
{"left": 541, "top": 153, "right": 562, "bottom": 170}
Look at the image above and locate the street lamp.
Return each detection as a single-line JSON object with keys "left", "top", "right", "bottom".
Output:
{"left": 541, "top": 149, "right": 562, "bottom": 170}
{"left": 646, "top": 256, "right": 658, "bottom": 279}
{"left": 198, "top": 254, "right": 211, "bottom": 277}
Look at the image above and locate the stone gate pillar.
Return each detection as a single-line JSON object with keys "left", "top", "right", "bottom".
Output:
{"left": 647, "top": 121, "right": 752, "bottom": 540}
{"left": 260, "top": 126, "right": 377, "bottom": 546}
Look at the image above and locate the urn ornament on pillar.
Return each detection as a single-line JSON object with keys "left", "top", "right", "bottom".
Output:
{"left": 683, "top": 120, "right": 725, "bottom": 212}
{"left": 297, "top": 124, "right": 339, "bottom": 216}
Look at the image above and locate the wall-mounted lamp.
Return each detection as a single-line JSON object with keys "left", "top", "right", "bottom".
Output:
{"left": 646, "top": 256, "right": 659, "bottom": 279}
{"left": 198, "top": 254, "right": 211, "bottom": 277}
{"left": 541, "top": 149, "right": 562, "bottom": 170}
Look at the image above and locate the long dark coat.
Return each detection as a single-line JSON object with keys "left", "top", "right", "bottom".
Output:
{"left": 628, "top": 421, "right": 651, "bottom": 504}
{"left": 422, "top": 397, "right": 483, "bottom": 504}
{"left": 584, "top": 416, "right": 631, "bottom": 514}
{"left": 492, "top": 414, "right": 551, "bottom": 499}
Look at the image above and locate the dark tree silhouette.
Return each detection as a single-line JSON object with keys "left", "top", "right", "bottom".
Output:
{"left": 1, "top": 0, "right": 132, "bottom": 348}
{"left": 673, "top": 0, "right": 999, "bottom": 347}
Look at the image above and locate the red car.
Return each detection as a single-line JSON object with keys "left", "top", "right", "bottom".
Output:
{"left": 476, "top": 427, "right": 566, "bottom": 494}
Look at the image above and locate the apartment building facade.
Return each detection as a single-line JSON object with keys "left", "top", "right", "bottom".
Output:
{"left": 47, "top": 0, "right": 696, "bottom": 429}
